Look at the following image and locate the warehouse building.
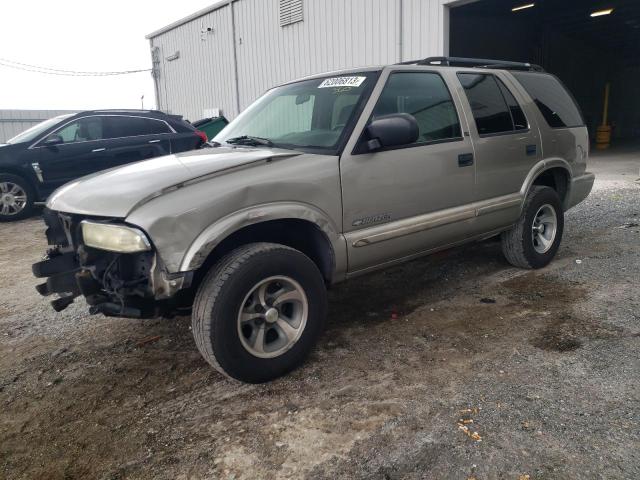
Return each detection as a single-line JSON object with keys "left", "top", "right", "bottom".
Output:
{"left": 0, "top": 110, "right": 76, "bottom": 143}
{"left": 147, "top": 0, "right": 640, "bottom": 143}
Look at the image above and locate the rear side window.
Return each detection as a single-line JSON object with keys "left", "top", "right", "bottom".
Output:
{"left": 458, "top": 73, "right": 527, "bottom": 135}
{"left": 496, "top": 80, "right": 528, "bottom": 130}
{"left": 511, "top": 72, "right": 584, "bottom": 129}
{"left": 372, "top": 72, "right": 462, "bottom": 144}
{"left": 104, "top": 116, "right": 171, "bottom": 139}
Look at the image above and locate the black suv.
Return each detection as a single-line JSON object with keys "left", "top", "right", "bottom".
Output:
{"left": 0, "top": 110, "right": 208, "bottom": 221}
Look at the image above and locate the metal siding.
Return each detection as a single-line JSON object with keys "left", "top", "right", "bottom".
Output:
{"left": 402, "top": 0, "right": 452, "bottom": 61}
{"left": 151, "top": 5, "right": 238, "bottom": 121}
{"left": 149, "top": 0, "right": 458, "bottom": 121}
{"left": 0, "top": 109, "right": 76, "bottom": 143}
{"left": 234, "top": 0, "right": 401, "bottom": 110}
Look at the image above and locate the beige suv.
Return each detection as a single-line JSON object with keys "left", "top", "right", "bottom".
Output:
{"left": 33, "top": 57, "right": 594, "bottom": 382}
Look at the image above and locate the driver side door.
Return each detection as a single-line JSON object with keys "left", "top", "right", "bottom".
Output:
{"left": 35, "top": 116, "right": 109, "bottom": 191}
{"left": 340, "top": 69, "right": 476, "bottom": 274}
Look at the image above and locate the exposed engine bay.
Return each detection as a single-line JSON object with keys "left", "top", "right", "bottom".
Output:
{"left": 33, "top": 209, "right": 192, "bottom": 318}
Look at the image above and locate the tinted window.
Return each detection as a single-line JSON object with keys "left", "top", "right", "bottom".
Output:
{"left": 105, "top": 116, "right": 171, "bottom": 139}
{"left": 512, "top": 72, "right": 584, "bottom": 128}
{"left": 372, "top": 72, "right": 461, "bottom": 143}
{"left": 497, "top": 80, "right": 528, "bottom": 130}
{"left": 55, "top": 117, "right": 104, "bottom": 143}
{"left": 458, "top": 73, "right": 513, "bottom": 135}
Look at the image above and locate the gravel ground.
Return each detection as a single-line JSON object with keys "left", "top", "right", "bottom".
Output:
{"left": 1, "top": 148, "right": 639, "bottom": 480}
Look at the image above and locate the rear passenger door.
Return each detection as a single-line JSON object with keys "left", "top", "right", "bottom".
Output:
{"left": 101, "top": 116, "right": 172, "bottom": 169}
{"left": 455, "top": 72, "right": 541, "bottom": 206}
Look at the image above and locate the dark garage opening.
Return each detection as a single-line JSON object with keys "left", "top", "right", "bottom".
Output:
{"left": 450, "top": 0, "right": 640, "bottom": 146}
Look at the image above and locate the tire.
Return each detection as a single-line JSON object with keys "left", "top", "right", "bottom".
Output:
{"left": 192, "top": 242, "right": 327, "bottom": 383}
{"left": 501, "top": 186, "right": 564, "bottom": 269}
{"left": 0, "top": 173, "right": 36, "bottom": 222}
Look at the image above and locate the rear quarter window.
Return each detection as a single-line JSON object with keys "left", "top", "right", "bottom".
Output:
{"left": 511, "top": 72, "right": 584, "bottom": 129}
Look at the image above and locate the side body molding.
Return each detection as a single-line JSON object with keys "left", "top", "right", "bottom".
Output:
{"left": 344, "top": 158, "right": 576, "bottom": 273}
{"left": 179, "top": 202, "right": 347, "bottom": 279}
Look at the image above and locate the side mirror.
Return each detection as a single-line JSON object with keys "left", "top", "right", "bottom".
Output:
{"left": 364, "top": 113, "right": 419, "bottom": 151}
{"left": 42, "top": 134, "right": 63, "bottom": 147}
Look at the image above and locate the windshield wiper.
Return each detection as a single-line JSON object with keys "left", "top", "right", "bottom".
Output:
{"left": 225, "top": 135, "right": 274, "bottom": 147}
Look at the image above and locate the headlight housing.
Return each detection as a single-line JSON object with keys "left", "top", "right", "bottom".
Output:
{"left": 81, "top": 221, "right": 151, "bottom": 253}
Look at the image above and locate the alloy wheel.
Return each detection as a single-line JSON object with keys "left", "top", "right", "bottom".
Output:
{"left": 0, "top": 182, "right": 28, "bottom": 217}
{"left": 237, "top": 276, "right": 308, "bottom": 358}
{"left": 531, "top": 204, "right": 557, "bottom": 254}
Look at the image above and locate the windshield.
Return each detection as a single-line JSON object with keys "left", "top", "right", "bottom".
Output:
{"left": 215, "top": 72, "right": 378, "bottom": 153}
{"left": 6, "top": 114, "right": 74, "bottom": 144}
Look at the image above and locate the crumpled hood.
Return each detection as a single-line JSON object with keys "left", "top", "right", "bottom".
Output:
{"left": 47, "top": 146, "right": 300, "bottom": 218}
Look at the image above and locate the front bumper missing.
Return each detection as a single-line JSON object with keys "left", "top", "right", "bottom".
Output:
{"left": 33, "top": 209, "right": 193, "bottom": 318}
{"left": 34, "top": 257, "right": 117, "bottom": 313}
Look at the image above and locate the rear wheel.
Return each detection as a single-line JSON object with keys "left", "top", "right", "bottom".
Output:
{"left": 0, "top": 174, "right": 35, "bottom": 222}
{"left": 192, "top": 243, "right": 327, "bottom": 383}
{"left": 501, "top": 186, "right": 564, "bottom": 269}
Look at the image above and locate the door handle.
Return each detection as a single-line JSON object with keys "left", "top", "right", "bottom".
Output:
{"left": 148, "top": 139, "right": 161, "bottom": 144}
{"left": 458, "top": 153, "right": 474, "bottom": 167}
{"left": 526, "top": 144, "right": 537, "bottom": 156}
{"left": 91, "top": 148, "right": 106, "bottom": 153}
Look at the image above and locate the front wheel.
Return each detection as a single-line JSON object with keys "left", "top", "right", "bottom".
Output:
{"left": 192, "top": 243, "right": 327, "bottom": 383}
{"left": 0, "top": 174, "right": 35, "bottom": 222}
{"left": 501, "top": 186, "right": 564, "bottom": 269}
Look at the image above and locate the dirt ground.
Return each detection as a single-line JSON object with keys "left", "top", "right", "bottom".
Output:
{"left": 1, "top": 149, "right": 639, "bottom": 480}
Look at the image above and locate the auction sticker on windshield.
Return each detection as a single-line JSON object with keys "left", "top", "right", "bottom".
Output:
{"left": 318, "top": 76, "right": 366, "bottom": 88}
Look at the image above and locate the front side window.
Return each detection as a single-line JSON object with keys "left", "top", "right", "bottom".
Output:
{"left": 215, "top": 72, "right": 378, "bottom": 153}
{"left": 372, "top": 72, "right": 461, "bottom": 144}
{"left": 55, "top": 117, "right": 104, "bottom": 143}
{"left": 6, "top": 114, "right": 74, "bottom": 145}
{"left": 511, "top": 72, "right": 584, "bottom": 129}
{"left": 458, "top": 73, "right": 515, "bottom": 135}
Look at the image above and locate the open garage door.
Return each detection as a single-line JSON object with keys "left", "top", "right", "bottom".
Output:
{"left": 449, "top": 0, "right": 640, "bottom": 146}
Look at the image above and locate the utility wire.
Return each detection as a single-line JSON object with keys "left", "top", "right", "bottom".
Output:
{"left": 0, "top": 58, "right": 151, "bottom": 76}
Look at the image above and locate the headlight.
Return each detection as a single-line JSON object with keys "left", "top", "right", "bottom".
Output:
{"left": 81, "top": 221, "right": 151, "bottom": 253}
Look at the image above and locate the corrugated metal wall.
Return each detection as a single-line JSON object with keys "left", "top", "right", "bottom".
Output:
{"left": 0, "top": 110, "right": 77, "bottom": 143}
{"left": 148, "top": 0, "right": 460, "bottom": 122}
{"left": 151, "top": 5, "right": 238, "bottom": 122}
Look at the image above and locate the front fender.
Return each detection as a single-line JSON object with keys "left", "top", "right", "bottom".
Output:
{"left": 179, "top": 202, "right": 347, "bottom": 278}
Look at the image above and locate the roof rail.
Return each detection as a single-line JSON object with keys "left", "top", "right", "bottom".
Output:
{"left": 397, "top": 56, "right": 545, "bottom": 72}
{"left": 90, "top": 109, "right": 165, "bottom": 114}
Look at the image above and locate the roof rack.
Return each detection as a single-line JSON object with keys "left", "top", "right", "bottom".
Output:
{"left": 397, "top": 56, "right": 544, "bottom": 72}
{"left": 90, "top": 109, "right": 165, "bottom": 114}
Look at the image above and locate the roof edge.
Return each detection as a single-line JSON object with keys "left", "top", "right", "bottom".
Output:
{"left": 146, "top": 0, "right": 235, "bottom": 40}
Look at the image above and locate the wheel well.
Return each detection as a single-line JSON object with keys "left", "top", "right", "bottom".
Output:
{"left": 0, "top": 169, "right": 37, "bottom": 194}
{"left": 0, "top": 168, "right": 28, "bottom": 181}
{"left": 532, "top": 168, "right": 569, "bottom": 204}
{"left": 193, "top": 219, "right": 335, "bottom": 290}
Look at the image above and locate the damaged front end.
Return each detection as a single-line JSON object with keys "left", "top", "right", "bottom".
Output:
{"left": 33, "top": 209, "right": 193, "bottom": 318}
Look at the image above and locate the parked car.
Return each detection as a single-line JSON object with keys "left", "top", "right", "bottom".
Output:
{"left": 33, "top": 57, "right": 594, "bottom": 383}
{"left": 0, "top": 110, "right": 207, "bottom": 221}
